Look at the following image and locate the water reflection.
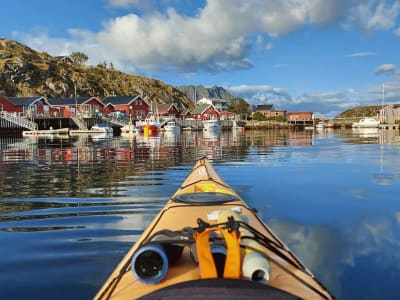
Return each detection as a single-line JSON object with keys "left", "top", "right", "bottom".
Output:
{"left": 1, "top": 129, "right": 400, "bottom": 300}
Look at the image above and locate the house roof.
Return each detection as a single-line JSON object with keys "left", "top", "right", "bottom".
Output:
{"left": 102, "top": 95, "right": 142, "bottom": 105}
{"left": 157, "top": 103, "right": 178, "bottom": 114}
{"left": 287, "top": 111, "right": 313, "bottom": 116}
{"left": 48, "top": 97, "right": 98, "bottom": 106}
{"left": 191, "top": 103, "right": 219, "bottom": 115}
{"left": 256, "top": 104, "right": 274, "bottom": 111}
{"left": 7, "top": 96, "right": 46, "bottom": 106}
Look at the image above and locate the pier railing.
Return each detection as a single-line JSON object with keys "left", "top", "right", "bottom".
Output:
{"left": 0, "top": 111, "right": 38, "bottom": 130}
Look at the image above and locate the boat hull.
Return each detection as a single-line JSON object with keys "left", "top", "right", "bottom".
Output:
{"left": 94, "top": 158, "right": 333, "bottom": 300}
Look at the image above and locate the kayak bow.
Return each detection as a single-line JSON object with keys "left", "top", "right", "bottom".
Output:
{"left": 94, "top": 157, "right": 333, "bottom": 300}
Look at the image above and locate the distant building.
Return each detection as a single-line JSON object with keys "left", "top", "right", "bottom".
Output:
{"left": 286, "top": 112, "right": 314, "bottom": 122}
{"left": 255, "top": 104, "right": 286, "bottom": 119}
{"left": 48, "top": 96, "right": 104, "bottom": 118}
{"left": 102, "top": 95, "right": 148, "bottom": 120}
{"left": 256, "top": 104, "right": 274, "bottom": 117}
{"left": 197, "top": 97, "right": 230, "bottom": 112}
{"left": 0, "top": 96, "right": 58, "bottom": 117}
{"left": 157, "top": 103, "right": 180, "bottom": 118}
{"left": 191, "top": 103, "right": 220, "bottom": 120}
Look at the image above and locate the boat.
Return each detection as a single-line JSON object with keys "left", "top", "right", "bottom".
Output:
{"left": 315, "top": 122, "right": 327, "bottom": 130}
{"left": 141, "top": 112, "right": 160, "bottom": 135}
{"left": 164, "top": 120, "right": 180, "bottom": 132}
{"left": 203, "top": 119, "right": 222, "bottom": 132}
{"left": 94, "top": 157, "right": 333, "bottom": 300}
{"left": 22, "top": 127, "right": 69, "bottom": 137}
{"left": 352, "top": 117, "right": 380, "bottom": 128}
{"left": 120, "top": 118, "right": 136, "bottom": 135}
{"left": 91, "top": 123, "right": 113, "bottom": 134}
{"left": 70, "top": 124, "right": 113, "bottom": 136}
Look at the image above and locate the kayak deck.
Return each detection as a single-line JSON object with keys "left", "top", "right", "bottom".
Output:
{"left": 94, "top": 157, "right": 333, "bottom": 300}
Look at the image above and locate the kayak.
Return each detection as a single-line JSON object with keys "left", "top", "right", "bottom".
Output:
{"left": 94, "top": 157, "right": 334, "bottom": 300}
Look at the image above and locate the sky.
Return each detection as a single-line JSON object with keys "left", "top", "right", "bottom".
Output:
{"left": 1, "top": 0, "right": 400, "bottom": 116}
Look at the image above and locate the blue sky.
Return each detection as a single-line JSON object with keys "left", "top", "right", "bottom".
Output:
{"left": 2, "top": 0, "right": 400, "bottom": 116}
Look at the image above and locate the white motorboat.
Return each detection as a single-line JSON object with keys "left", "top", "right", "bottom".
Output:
{"left": 164, "top": 120, "right": 180, "bottom": 132}
{"left": 120, "top": 118, "right": 136, "bottom": 135}
{"left": 91, "top": 123, "right": 113, "bottom": 133}
{"left": 315, "top": 121, "right": 327, "bottom": 129}
{"left": 352, "top": 117, "right": 380, "bottom": 128}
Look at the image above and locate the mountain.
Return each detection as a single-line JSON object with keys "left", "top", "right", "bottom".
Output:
{"left": 177, "top": 85, "right": 234, "bottom": 102}
{"left": 0, "top": 38, "right": 193, "bottom": 111}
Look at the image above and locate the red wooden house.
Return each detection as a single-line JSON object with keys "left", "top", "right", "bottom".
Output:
{"left": 180, "top": 110, "right": 193, "bottom": 120}
{"left": 190, "top": 104, "right": 220, "bottom": 120}
{"left": 157, "top": 103, "right": 180, "bottom": 118}
{"left": 48, "top": 96, "right": 104, "bottom": 118}
{"left": 102, "top": 95, "right": 148, "bottom": 120}
{"left": 0, "top": 96, "right": 58, "bottom": 116}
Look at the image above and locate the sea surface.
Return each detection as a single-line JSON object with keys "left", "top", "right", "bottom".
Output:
{"left": 0, "top": 128, "right": 399, "bottom": 300}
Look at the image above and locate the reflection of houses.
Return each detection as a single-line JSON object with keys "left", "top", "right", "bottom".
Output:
{"left": 102, "top": 95, "right": 148, "bottom": 119}
{"left": 0, "top": 96, "right": 58, "bottom": 116}
{"left": 48, "top": 97, "right": 104, "bottom": 118}
{"left": 157, "top": 103, "right": 180, "bottom": 118}
{"left": 191, "top": 104, "right": 220, "bottom": 120}
{"left": 197, "top": 98, "right": 230, "bottom": 111}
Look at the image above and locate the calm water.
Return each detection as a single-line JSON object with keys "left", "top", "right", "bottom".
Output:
{"left": 1, "top": 128, "right": 399, "bottom": 300}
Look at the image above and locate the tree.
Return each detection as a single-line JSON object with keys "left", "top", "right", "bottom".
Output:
{"left": 229, "top": 97, "right": 252, "bottom": 115}
{"left": 252, "top": 111, "right": 267, "bottom": 121}
{"left": 70, "top": 51, "right": 88, "bottom": 65}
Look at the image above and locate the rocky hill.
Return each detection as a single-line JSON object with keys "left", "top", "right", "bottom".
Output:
{"left": 177, "top": 85, "right": 234, "bottom": 102}
{"left": 0, "top": 38, "right": 193, "bottom": 111}
{"left": 335, "top": 105, "right": 383, "bottom": 118}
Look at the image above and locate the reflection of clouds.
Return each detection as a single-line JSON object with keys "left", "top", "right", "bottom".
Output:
{"left": 100, "top": 212, "right": 157, "bottom": 242}
{"left": 342, "top": 189, "right": 366, "bottom": 200}
{"left": 267, "top": 212, "right": 400, "bottom": 299}
{"left": 268, "top": 219, "right": 346, "bottom": 296}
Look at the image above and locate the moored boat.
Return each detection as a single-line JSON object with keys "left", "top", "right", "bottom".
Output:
{"left": 22, "top": 127, "right": 69, "bottom": 137}
{"left": 120, "top": 118, "right": 136, "bottom": 135}
{"left": 91, "top": 123, "right": 113, "bottom": 133}
{"left": 94, "top": 157, "right": 333, "bottom": 300}
{"left": 141, "top": 112, "right": 160, "bottom": 135}
{"left": 164, "top": 120, "right": 180, "bottom": 132}
{"left": 315, "top": 121, "right": 327, "bottom": 130}
{"left": 352, "top": 117, "right": 380, "bottom": 128}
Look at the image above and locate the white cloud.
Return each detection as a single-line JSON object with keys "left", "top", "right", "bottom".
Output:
{"left": 107, "top": 0, "right": 146, "bottom": 9}
{"left": 350, "top": 0, "right": 400, "bottom": 32}
{"left": 13, "top": 0, "right": 350, "bottom": 75}
{"left": 374, "top": 64, "right": 397, "bottom": 75}
{"left": 344, "top": 51, "right": 376, "bottom": 58}
{"left": 225, "top": 84, "right": 363, "bottom": 116}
